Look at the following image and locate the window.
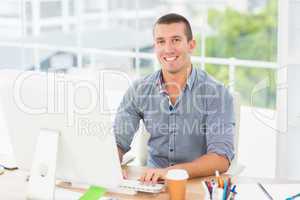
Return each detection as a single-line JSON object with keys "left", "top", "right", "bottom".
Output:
{"left": 0, "top": 0, "right": 278, "bottom": 178}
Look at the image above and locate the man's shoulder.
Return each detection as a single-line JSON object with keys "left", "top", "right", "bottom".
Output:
{"left": 132, "top": 70, "right": 160, "bottom": 86}
{"left": 194, "top": 67, "right": 230, "bottom": 94}
{"left": 129, "top": 70, "right": 160, "bottom": 93}
{"left": 138, "top": 70, "right": 160, "bottom": 84}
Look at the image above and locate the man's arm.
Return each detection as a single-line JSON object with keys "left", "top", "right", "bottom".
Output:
{"left": 113, "top": 82, "right": 142, "bottom": 162}
{"left": 117, "top": 146, "right": 125, "bottom": 163}
{"left": 168, "top": 153, "right": 229, "bottom": 178}
{"left": 139, "top": 153, "right": 229, "bottom": 183}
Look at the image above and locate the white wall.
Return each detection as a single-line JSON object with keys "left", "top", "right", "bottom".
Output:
{"left": 276, "top": 0, "right": 300, "bottom": 180}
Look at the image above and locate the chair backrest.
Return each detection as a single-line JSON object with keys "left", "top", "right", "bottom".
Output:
{"left": 128, "top": 92, "right": 241, "bottom": 167}
{"left": 231, "top": 92, "right": 241, "bottom": 163}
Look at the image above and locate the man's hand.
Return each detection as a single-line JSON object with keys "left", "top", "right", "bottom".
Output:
{"left": 122, "top": 168, "right": 128, "bottom": 179}
{"left": 139, "top": 168, "right": 168, "bottom": 184}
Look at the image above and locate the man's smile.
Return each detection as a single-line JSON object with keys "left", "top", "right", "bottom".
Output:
{"left": 163, "top": 56, "right": 179, "bottom": 62}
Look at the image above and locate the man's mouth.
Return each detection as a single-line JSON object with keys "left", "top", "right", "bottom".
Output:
{"left": 163, "top": 56, "right": 178, "bottom": 62}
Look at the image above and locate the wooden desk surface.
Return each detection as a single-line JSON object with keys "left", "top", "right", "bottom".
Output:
{"left": 1, "top": 166, "right": 300, "bottom": 200}
{"left": 59, "top": 166, "right": 205, "bottom": 200}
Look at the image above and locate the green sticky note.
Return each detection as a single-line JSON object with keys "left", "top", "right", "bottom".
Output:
{"left": 79, "top": 186, "right": 106, "bottom": 200}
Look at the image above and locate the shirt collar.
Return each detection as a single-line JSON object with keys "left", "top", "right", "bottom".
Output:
{"left": 156, "top": 66, "right": 196, "bottom": 93}
{"left": 186, "top": 66, "right": 196, "bottom": 90}
{"left": 156, "top": 70, "right": 167, "bottom": 94}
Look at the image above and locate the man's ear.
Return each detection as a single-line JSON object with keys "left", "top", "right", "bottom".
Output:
{"left": 188, "top": 39, "right": 196, "bottom": 53}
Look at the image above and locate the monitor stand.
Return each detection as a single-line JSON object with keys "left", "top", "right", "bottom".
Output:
{"left": 26, "top": 129, "right": 60, "bottom": 200}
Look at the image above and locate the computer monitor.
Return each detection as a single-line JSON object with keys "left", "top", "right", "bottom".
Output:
{"left": 0, "top": 70, "right": 123, "bottom": 199}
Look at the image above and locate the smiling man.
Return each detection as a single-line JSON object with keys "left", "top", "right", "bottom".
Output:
{"left": 113, "top": 13, "right": 235, "bottom": 183}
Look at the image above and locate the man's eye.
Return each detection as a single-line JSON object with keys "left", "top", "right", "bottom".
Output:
{"left": 173, "top": 38, "right": 181, "bottom": 42}
{"left": 157, "top": 41, "right": 165, "bottom": 45}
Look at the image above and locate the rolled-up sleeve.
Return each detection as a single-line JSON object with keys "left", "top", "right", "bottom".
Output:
{"left": 113, "top": 83, "right": 142, "bottom": 153}
{"left": 205, "top": 86, "right": 235, "bottom": 162}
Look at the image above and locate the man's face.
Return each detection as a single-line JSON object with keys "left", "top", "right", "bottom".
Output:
{"left": 154, "top": 22, "right": 195, "bottom": 74}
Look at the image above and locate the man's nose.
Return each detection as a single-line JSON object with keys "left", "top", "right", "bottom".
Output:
{"left": 164, "top": 40, "right": 175, "bottom": 52}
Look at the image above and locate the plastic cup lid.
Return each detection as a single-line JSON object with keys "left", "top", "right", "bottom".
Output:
{"left": 166, "top": 169, "right": 189, "bottom": 180}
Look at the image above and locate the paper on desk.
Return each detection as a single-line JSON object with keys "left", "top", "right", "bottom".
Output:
{"left": 235, "top": 184, "right": 267, "bottom": 200}
{"left": 235, "top": 183, "right": 300, "bottom": 200}
{"left": 55, "top": 188, "right": 83, "bottom": 199}
{"left": 263, "top": 184, "right": 300, "bottom": 200}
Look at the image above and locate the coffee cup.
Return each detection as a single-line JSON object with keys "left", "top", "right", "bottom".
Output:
{"left": 165, "top": 169, "right": 189, "bottom": 200}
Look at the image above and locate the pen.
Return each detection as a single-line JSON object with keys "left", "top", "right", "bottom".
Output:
{"left": 215, "top": 170, "right": 224, "bottom": 188}
{"left": 208, "top": 181, "right": 213, "bottom": 199}
{"left": 202, "top": 181, "right": 211, "bottom": 199}
{"left": 227, "top": 185, "right": 237, "bottom": 200}
{"left": 231, "top": 185, "right": 236, "bottom": 192}
{"left": 227, "top": 191, "right": 235, "bottom": 200}
{"left": 222, "top": 179, "right": 228, "bottom": 200}
{"left": 204, "top": 181, "right": 213, "bottom": 200}
{"left": 212, "top": 180, "right": 218, "bottom": 200}
{"left": 226, "top": 178, "right": 231, "bottom": 197}
{"left": 229, "top": 191, "right": 237, "bottom": 200}
{"left": 0, "top": 164, "right": 18, "bottom": 171}
{"left": 257, "top": 182, "right": 274, "bottom": 200}
{"left": 286, "top": 193, "right": 300, "bottom": 200}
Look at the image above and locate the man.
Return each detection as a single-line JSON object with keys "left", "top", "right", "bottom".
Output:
{"left": 113, "top": 13, "right": 235, "bottom": 184}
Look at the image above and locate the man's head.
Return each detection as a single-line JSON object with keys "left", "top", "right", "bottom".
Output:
{"left": 153, "top": 13, "right": 196, "bottom": 74}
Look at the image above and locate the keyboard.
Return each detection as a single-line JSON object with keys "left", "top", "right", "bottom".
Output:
{"left": 119, "top": 179, "right": 165, "bottom": 193}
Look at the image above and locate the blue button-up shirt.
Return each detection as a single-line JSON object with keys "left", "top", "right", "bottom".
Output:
{"left": 113, "top": 67, "right": 235, "bottom": 168}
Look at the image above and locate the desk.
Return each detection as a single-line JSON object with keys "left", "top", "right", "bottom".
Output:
{"left": 1, "top": 166, "right": 300, "bottom": 199}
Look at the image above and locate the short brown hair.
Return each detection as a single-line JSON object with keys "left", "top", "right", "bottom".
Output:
{"left": 153, "top": 13, "right": 193, "bottom": 41}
